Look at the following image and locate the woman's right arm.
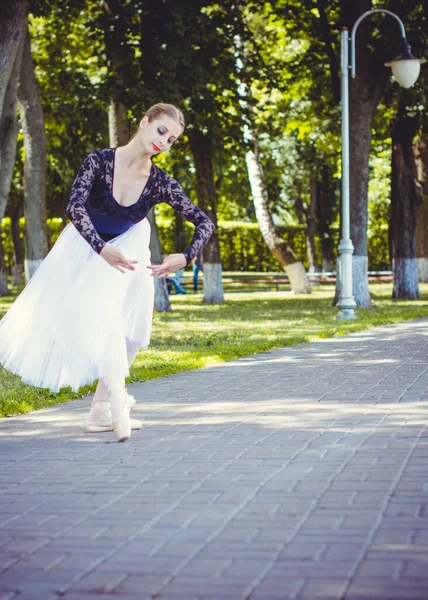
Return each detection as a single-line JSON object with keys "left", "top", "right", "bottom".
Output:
{"left": 66, "top": 151, "right": 106, "bottom": 254}
{"left": 67, "top": 152, "right": 138, "bottom": 273}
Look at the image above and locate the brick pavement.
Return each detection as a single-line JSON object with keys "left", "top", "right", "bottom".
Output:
{"left": 0, "top": 319, "right": 428, "bottom": 599}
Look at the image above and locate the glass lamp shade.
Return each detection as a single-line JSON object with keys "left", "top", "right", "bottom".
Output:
{"left": 385, "top": 58, "right": 425, "bottom": 88}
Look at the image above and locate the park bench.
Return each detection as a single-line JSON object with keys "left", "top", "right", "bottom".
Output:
{"left": 175, "top": 270, "right": 393, "bottom": 293}
{"left": 221, "top": 271, "right": 393, "bottom": 289}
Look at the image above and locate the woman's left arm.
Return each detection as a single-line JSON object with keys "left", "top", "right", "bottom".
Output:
{"left": 160, "top": 173, "right": 215, "bottom": 265}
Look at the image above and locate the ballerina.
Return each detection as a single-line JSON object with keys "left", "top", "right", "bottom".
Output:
{"left": 0, "top": 103, "right": 215, "bottom": 442}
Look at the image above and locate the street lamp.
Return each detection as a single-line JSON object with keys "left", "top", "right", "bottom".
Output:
{"left": 336, "top": 9, "right": 425, "bottom": 320}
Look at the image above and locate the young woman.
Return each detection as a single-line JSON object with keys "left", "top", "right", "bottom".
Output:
{"left": 0, "top": 103, "right": 215, "bottom": 442}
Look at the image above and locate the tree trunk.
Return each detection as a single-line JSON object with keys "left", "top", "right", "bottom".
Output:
{"left": 188, "top": 129, "right": 224, "bottom": 304}
{"left": 108, "top": 98, "right": 129, "bottom": 147}
{"left": 18, "top": 25, "right": 49, "bottom": 282}
{"left": 307, "top": 174, "right": 318, "bottom": 273}
{"left": 390, "top": 109, "right": 420, "bottom": 299}
{"left": 0, "top": 15, "right": 24, "bottom": 222}
{"left": 340, "top": 0, "right": 399, "bottom": 307}
{"left": 233, "top": 28, "right": 310, "bottom": 293}
{"left": 0, "top": 223, "right": 10, "bottom": 295}
{"left": 174, "top": 210, "right": 187, "bottom": 256}
{"left": 0, "top": 0, "right": 25, "bottom": 123}
{"left": 173, "top": 164, "right": 187, "bottom": 253}
{"left": 0, "top": 5, "right": 25, "bottom": 295}
{"left": 415, "top": 135, "right": 428, "bottom": 281}
{"left": 348, "top": 82, "right": 380, "bottom": 307}
{"left": 317, "top": 164, "right": 335, "bottom": 272}
{"left": 147, "top": 208, "right": 171, "bottom": 312}
{"left": 9, "top": 192, "right": 24, "bottom": 287}
{"left": 246, "top": 139, "right": 311, "bottom": 294}
{"left": 103, "top": 0, "right": 133, "bottom": 148}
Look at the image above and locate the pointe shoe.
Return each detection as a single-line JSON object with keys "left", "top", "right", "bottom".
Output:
{"left": 108, "top": 387, "right": 131, "bottom": 442}
{"left": 86, "top": 392, "right": 142, "bottom": 433}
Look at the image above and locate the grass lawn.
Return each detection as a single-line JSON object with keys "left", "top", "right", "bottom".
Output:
{"left": 1, "top": 282, "right": 427, "bottom": 417}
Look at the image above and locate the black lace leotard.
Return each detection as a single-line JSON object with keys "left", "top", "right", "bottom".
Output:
{"left": 66, "top": 148, "right": 215, "bottom": 264}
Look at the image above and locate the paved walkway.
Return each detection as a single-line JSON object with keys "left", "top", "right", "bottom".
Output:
{"left": 1, "top": 319, "right": 428, "bottom": 600}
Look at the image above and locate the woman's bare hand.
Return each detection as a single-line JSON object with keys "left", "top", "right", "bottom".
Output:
{"left": 148, "top": 253, "right": 186, "bottom": 278}
{"left": 100, "top": 244, "right": 138, "bottom": 274}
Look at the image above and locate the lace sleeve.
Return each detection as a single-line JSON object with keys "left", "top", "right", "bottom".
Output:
{"left": 65, "top": 151, "right": 106, "bottom": 254}
{"left": 160, "top": 173, "right": 215, "bottom": 265}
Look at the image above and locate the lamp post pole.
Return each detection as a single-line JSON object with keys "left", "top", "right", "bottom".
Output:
{"left": 336, "top": 9, "right": 423, "bottom": 320}
{"left": 336, "top": 27, "right": 356, "bottom": 320}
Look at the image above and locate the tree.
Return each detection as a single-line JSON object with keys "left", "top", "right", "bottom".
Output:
{"left": 415, "top": 134, "right": 428, "bottom": 281}
{"left": 0, "top": 0, "right": 26, "bottom": 294}
{"left": 147, "top": 209, "right": 171, "bottom": 312}
{"left": 0, "top": 1, "right": 25, "bottom": 125}
{"left": 137, "top": 0, "right": 251, "bottom": 303}
{"left": 187, "top": 128, "right": 223, "bottom": 302}
{"left": 341, "top": 0, "right": 425, "bottom": 305}
{"left": 269, "top": 0, "right": 424, "bottom": 305}
{"left": 380, "top": 1, "right": 428, "bottom": 297}
{"left": 18, "top": 23, "right": 49, "bottom": 282}
{"left": 251, "top": 0, "right": 341, "bottom": 288}
{"left": 245, "top": 139, "right": 312, "bottom": 292}
{"left": 25, "top": 2, "right": 109, "bottom": 225}
{"left": 7, "top": 190, "right": 24, "bottom": 286}
{"left": 97, "top": 0, "right": 171, "bottom": 310}
{"left": 390, "top": 102, "right": 420, "bottom": 298}
{"left": 234, "top": 8, "right": 313, "bottom": 293}
{"left": 317, "top": 164, "right": 338, "bottom": 272}
{"left": 100, "top": 0, "right": 135, "bottom": 146}
{"left": 401, "top": 1, "right": 428, "bottom": 286}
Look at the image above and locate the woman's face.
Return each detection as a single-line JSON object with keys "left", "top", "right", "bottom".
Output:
{"left": 139, "top": 115, "right": 183, "bottom": 156}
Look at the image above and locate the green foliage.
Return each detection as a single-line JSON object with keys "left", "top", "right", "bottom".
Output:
{"left": 241, "top": 0, "right": 427, "bottom": 266}
{"left": 368, "top": 225, "right": 390, "bottom": 271}
{"left": 6, "top": 0, "right": 426, "bottom": 280}
{"left": 368, "top": 140, "right": 392, "bottom": 231}
{"left": 1, "top": 218, "right": 64, "bottom": 267}
{"left": 1, "top": 215, "right": 391, "bottom": 272}
{"left": 0, "top": 219, "right": 15, "bottom": 266}
{"left": 380, "top": 1, "right": 428, "bottom": 134}
{"left": 155, "top": 217, "right": 391, "bottom": 272}
{"left": 24, "top": 6, "right": 109, "bottom": 220}
{"left": 157, "top": 219, "right": 313, "bottom": 271}
{"left": 2, "top": 283, "right": 428, "bottom": 417}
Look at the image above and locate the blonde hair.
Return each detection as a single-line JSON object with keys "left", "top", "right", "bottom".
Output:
{"left": 128, "top": 103, "right": 185, "bottom": 143}
{"left": 144, "top": 103, "right": 185, "bottom": 130}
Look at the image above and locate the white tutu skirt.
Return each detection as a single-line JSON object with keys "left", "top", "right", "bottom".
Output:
{"left": 0, "top": 220, "right": 154, "bottom": 392}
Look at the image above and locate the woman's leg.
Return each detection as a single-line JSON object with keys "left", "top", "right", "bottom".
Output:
{"left": 92, "top": 340, "right": 140, "bottom": 402}
{"left": 126, "top": 341, "right": 140, "bottom": 368}
{"left": 103, "top": 375, "right": 130, "bottom": 442}
{"left": 87, "top": 341, "right": 141, "bottom": 433}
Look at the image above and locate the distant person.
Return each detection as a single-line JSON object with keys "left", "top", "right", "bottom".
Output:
{"left": 166, "top": 273, "right": 187, "bottom": 294}
{"left": 175, "top": 267, "right": 185, "bottom": 285}
{"left": 192, "top": 253, "right": 203, "bottom": 292}
{"left": 0, "top": 103, "right": 214, "bottom": 442}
